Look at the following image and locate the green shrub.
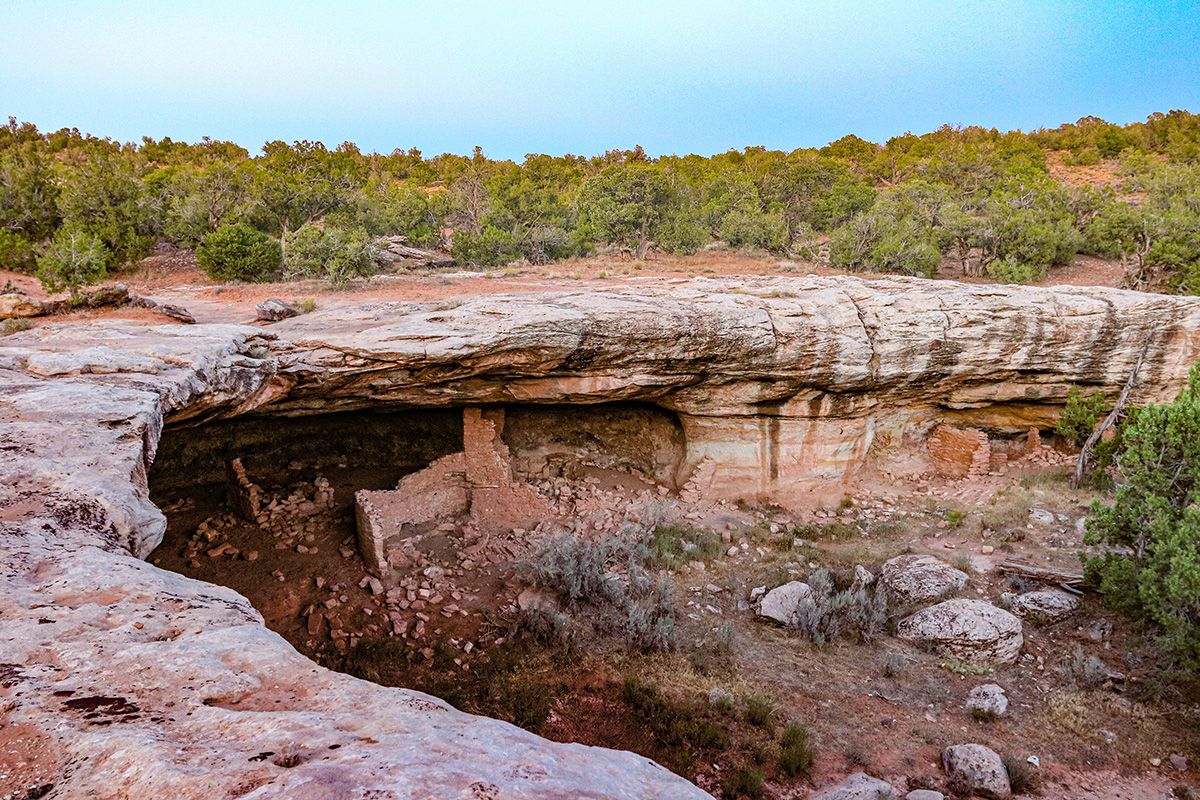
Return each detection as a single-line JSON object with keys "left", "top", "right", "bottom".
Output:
{"left": 620, "top": 677, "right": 728, "bottom": 752}
{"left": 646, "top": 523, "right": 723, "bottom": 569}
{"left": 722, "top": 765, "right": 765, "bottom": 799}
{"left": 196, "top": 223, "right": 281, "bottom": 282}
{"left": 718, "top": 207, "right": 789, "bottom": 252}
{"left": 778, "top": 722, "right": 815, "bottom": 777}
{"left": 985, "top": 257, "right": 1044, "bottom": 284}
{"left": 657, "top": 214, "right": 709, "bottom": 255}
{"left": 1003, "top": 754, "right": 1037, "bottom": 793}
{"left": 829, "top": 211, "right": 940, "bottom": 278}
{"left": 451, "top": 224, "right": 520, "bottom": 267}
{"left": 284, "top": 223, "right": 377, "bottom": 286}
{"left": 743, "top": 693, "right": 775, "bottom": 729}
{"left": 1056, "top": 385, "right": 1109, "bottom": 446}
{"left": 1084, "top": 365, "right": 1200, "bottom": 667}
{"left": 0, "top": 229, "right": 35, "bottom": 272}
{"left": 35, "top": 225, "right": 109, "bottom": 295}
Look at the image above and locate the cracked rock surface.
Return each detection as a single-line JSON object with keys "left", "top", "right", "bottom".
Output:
{"left": 2, "top": 276, "right": 1199, "bottom": 797}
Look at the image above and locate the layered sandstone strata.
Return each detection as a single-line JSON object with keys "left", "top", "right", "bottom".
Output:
{"left": 2, "top": 276, "right": 1199, "bottom": 797}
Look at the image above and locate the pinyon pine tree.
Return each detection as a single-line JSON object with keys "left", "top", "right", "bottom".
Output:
{"left": 1084, "top": 364, "right": 1200, "bottom": 667}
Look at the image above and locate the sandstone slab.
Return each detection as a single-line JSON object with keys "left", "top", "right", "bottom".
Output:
{"left": 757, "top": 581, "right": 812, "bottom": 626}
{"left": 966, "top": 683, "right": 1009, "bottom": 718}
{"left": 3, "top": 277, "right": 1199, "bottom": 796}
{"left": 809, "top": 771, "right": 898, "bottom": 800}
{"left": 1010, "top": 589, "right": 1079, "bottom": 624}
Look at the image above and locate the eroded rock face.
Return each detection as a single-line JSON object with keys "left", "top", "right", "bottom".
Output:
{"left": 2, "top": 276, "right": 1199, "bottom": 796}
{"left": 896, "top": 599, "right": 1024, "bottom": 664}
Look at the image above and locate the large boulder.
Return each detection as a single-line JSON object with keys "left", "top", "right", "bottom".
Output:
{"left": 942, "top": 744, "right": 1011, "bottom": 798}
{"left": 896, "top": 599, "right": 1024, "bottom": 664}
{"left": 810, "top": 771, "right": 898, "bottom": 800}
{"left": 965, "top": 683, "right": 1009, "bottom": 718}
{"left": 1009, "top": 589, "right": 1078, "bottom": 624}
{"left": 757, "top": 580, "right": 811, "bottom": 626}
{"left": 879, "top": 554, "right": 969, "bottom": 605}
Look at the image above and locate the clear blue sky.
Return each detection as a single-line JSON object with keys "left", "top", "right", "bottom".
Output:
{"left": 2, "top": 0, "right": 1198, "bottom": 160}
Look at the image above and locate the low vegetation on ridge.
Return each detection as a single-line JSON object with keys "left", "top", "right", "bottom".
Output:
{"left": 3, "top": 112, "right": 1200, "bottom": 294}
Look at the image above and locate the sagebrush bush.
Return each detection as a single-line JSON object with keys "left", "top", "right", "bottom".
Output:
{"left": 791, "top": 568, "right": 889, "bottom": 644}
{"left": 196, "top": 223, "right": 281, "bottom": 282}
{"left": 520, "top": 528, "right": 676, "bottom": 651}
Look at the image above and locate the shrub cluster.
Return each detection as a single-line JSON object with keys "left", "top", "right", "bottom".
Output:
{"left": 790, "top": 568, "right": 889, "bottom": 645}
{"left": 5, "top": 112, "right": 1200, "bottom": 291}
{"left": 518, "top": 527, "right": 676, "bottom": 652}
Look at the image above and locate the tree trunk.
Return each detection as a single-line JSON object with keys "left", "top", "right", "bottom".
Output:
{"left": 279, "top": 219, "right": 289, "bottom": 274}
{"left": 1071, "top": 332, "right": 1156, "bottom": 488}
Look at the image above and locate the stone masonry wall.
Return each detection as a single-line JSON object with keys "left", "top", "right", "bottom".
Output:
{"left": 928, "top": 423, "right": 992, "bottom": 480}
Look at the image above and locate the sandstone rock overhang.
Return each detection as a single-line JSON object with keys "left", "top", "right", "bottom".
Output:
{"left": 1, "top": 275, "right": 1198, "bottom": 797}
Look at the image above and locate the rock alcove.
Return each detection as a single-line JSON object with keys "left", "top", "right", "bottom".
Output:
{"left": 4, "top": 277, "right": 1200, "bottom": 797}
{"left": 147, "top": 402, "right": 691, "bottom": 667}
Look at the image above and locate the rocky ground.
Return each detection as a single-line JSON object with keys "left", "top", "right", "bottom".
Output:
{"left": 2, "top": 270, "right": 1200, "bottom": 799}
{"left": 148, "top": 433, "right": 1199, "bottom": 800}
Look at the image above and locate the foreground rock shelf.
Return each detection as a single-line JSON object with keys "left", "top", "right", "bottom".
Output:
{"left": 2, "top": 275, "right": 1199, "bottom": 798}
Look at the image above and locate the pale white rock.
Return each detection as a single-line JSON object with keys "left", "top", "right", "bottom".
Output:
{"left": 878, "top": 554, "right": 969, "bottom": 605}
{"left": 851, "top": 564, "right": 876, "bottom": 591}
{"left": 1010, "top": 589, "right": 1079, "bottom": 624}
{"left": 942, "top": 743, "right": 1012, "bottom": 799}
{"left": 757, "top": 581, "right": 811, "bottom": 626}
{"left": 4, "top": 277, "right": 1200, "bottom": 796}
{"left": 809, "top": 771, "right": 898, "bottom": 800}
{"left": 907, "top": 791, "right": 946, "bottom": 800}
{"left": 896, "top": 599, "right": 1024, "bottom": 664}
{"left": 965, "top": 683, "right": 1009, "bottom": 718}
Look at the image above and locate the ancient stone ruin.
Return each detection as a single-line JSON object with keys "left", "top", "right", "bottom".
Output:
{"left": 4, "top": 276, "right": 1200, "bottom": 797}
